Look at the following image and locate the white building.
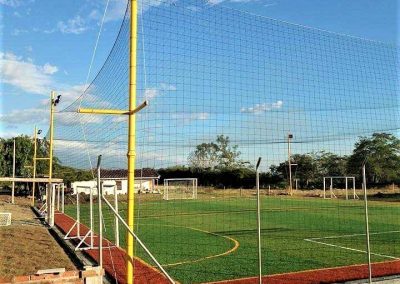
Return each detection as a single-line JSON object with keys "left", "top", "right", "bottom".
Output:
{"left": 100, "top": 168, "right": 160, "bottom": 194}
{"left": 71, "top": 180, "right": 117, "bottom": 195}
{"left": 71, "top": 169, "right": 160, "bottom": 195}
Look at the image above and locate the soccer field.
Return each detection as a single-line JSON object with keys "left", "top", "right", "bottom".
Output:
{"left": 65, "top": 195, "right": 400, "bottom": 283}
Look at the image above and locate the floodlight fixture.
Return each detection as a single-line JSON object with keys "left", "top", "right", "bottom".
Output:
{"left": 54, "top": 95, "right": 62, "bottom": 106}
{"left": 256, "top": 157, "right": 262, "bottom": 170}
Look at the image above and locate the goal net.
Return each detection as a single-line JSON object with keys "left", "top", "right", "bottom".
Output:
{"left": 163, "top": 178, "right": 198, "bottom": 200}
{"left": 0, "top": 213, "right": 11, "bottom": 226}
{"left": 323, "top": 177, "right": 359, "bottom": 200}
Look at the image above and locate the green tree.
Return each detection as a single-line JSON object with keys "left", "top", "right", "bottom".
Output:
{"left": 347, "top": 133, "right": 400, "bottom": 184}
{"left": 0, "top": 138, "right": 5, "bottom": 177}
{"left": 317, "top": 151, "right": 347, "bottom": 177}
{"left": 272, "top": 153, "right": 317, "bottom": 188}
{"left": 270, "top": 151, "right": 349, "bottom": 189}
{"left": 188, "top": 141, "right": 219, "bottom": 170}
{"left": 188, "top": 135, "right": 247, "bottom": 170}
{"left": 1, "top": 135, "right": 59, "bottom": 180}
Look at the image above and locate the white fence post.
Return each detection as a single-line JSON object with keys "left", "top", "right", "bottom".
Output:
{"left": 362, "top": 164, "right": 372, "bottom": 283}
{"left": 96, "top": 156, "right": 103, "bottom": 283}
{"left": 114, "top": 185, "right": 119, "bottom": 247}
{"left": 256, "top": 157, "right": 262, "bottom": 284}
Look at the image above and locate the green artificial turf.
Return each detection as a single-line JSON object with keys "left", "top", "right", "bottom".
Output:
{"left": 65, "top": 195, "right": 400, "bottom": 283}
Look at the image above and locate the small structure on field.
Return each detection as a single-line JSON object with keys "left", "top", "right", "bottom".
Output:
{"left": 323, "top": 176, "right": 359, "bottom": 200}
{"left": 100, "top": 168, "right": 160, "bottom": 193}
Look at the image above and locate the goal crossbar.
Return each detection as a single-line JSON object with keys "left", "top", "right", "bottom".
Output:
{"left": 323, "top": 176, "right": 359, "bottom": 200}
{"left": 163, "top": 178, "right": 198, "bottom": 200}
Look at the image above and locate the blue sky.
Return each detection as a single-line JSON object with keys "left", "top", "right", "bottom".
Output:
{"left": 0, "top": 0, "right": 399, "bottom": 169}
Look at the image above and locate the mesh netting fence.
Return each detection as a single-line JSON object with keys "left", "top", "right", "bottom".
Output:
{"left": 50, "top": 0, "right": 399, "bottom": 283}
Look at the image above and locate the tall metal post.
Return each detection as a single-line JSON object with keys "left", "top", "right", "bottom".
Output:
{"left": 114, "top": 185, "right": 120, "bottom": 247}
{"left": 127, "top": 1, "right": 138, "bottom": 282}
{"left": 31, "top": 126, "right": 38, "bottom": 206}
{"left": 362, "top": 164, "right": 372, "bottom": 283}
{"left": 45, "top": 184, "right": 49, "bottom": 223}
{"left": 77, "top": 191, "right": 80, "bottom": 237}
{"left": 75, "top": 2, "right": 145, "bottom": 280}
{"left": 256, "top": 157, "right": 262, "bottom": 284}
{"left": 57, "top": 185, "right": 60, "bottom": 211}
{"left": 287, "top": 133, "right": 293, "bottom": 196}
{"left": 90, "top": 185, "right": 94, "bottom": 248}
{"left": 12, "top": 138, "right": 16, "bottom": 204}
{"left": 97, "top": 156, "right": 103, "bottom": 283}
{"left": 61, "top": 183, "right": 65, "bottom": 213}
{"left": 48, "top": 91, "right": 55, "bottom": 226}
{"left": 50, "top": 184, "right": 55, "bottom": 227}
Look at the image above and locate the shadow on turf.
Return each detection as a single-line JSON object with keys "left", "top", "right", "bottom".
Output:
{"left": 213, "top": 227, "right": 292, "bottom": 236}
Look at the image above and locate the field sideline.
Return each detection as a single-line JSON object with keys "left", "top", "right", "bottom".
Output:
{"left": 64, "top": 195, "right": 400, "bottom": 283}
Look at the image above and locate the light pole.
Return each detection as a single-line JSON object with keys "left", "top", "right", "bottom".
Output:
{"left": 11, "top": 138, "right": 16, "bottom": 204}
{"left": 31, "top": 127, "right": 42, "bottom": 206}
{"left": 287, "top": 133, "right": 293, "bottom": 195}
{"left": 256, "top": 157, "right": 262, "bottom": 284}
{"left": 47, "top": 92, "right": 61, "bottom": 226}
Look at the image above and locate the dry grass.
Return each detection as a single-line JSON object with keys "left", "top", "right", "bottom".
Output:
{"left": 0, "top": 196, "right": 76, "bottom": 280}
{"left": 70, "top": 185, "right": 400, "bottom": 205}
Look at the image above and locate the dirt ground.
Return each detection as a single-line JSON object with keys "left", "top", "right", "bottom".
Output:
{"left": 0, "top": 195, "right": 76, "bottom": 280}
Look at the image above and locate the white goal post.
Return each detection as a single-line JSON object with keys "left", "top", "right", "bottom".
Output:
{"left": 0, "top": 213, "right": 11, "bottom": 226}
{"left": 323, "top": 176, "right": 359, "bottom": 200}
{"left": 163, "top": 178, "right": 198, "bottom": 200}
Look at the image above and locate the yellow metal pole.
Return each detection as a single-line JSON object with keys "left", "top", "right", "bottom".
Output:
{"left": 48, "top": 91, "right": 55, "bottom": 225}
{"left": 31, "top": 126, "right": 38, "bottom": 206}
{"left": 127, "top": 0, "right": 138, "bottom": 283}
{"left": 49, "top": 91, "right": 55, "bottom": 182}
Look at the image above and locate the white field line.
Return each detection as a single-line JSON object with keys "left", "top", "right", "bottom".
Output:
{"left": 304, "top": 230, "right": 400, "bottom": 260}
{"left": 307, "top": 230, "right": 400, "bottom": 240}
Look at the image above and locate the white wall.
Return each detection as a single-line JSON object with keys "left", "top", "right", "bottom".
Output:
{"left": 120, "top": 179, "right": 152, "bottom": 193}
{"left": 71, "top": 180, "right": 116, "bottom": 195}
{"left": 71, "top": 179, "right": 154, "bottom": 195}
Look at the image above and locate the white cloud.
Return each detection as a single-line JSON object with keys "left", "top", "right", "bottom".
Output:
{"left": 140, "top": 0, "right": 178, "bottom": 13}
{"left": 39, "top": 84, "right": 87, "bottom": 107}
{"left": 51, "top": 84, "right": 112, "bottom": 110}
{"left": 172, "top": 112, "right": 210, "bottom": 123}
{"left": 57, "top": 15, "right": 88, "bottom": 34}
{"left": 264, "top": 2, "right": 277, "bottom": 7}
{"left": 0, "top": 107, "right": 48, "bottom": 126}
{"left": 207, "top": 0, "right": 258, "bottom": 5}
{"left": 0, "top": 0, "right": 34, "bottom": 8}
{"left": 241, "top": 100, "right": 283, "bottom": 114}
{"left": 186, "top": 5, "right": 201, "bottom": 12}
{"left": 144, "top": 88, "right": 159, "bottom": 100}
{"left": 159, "top": 83, "right": 177, "bottom": 91}
{"left": 143, "top": 83, "right": 176, "bottom": 100}
{"left": 104, "top": 0, "right": 128, "bottom": 22}
{"left": 100, "top": 0, "right": 178, "bottom": 22}
{"left": 43, "top": 63, "right": 58, "bottom": 75}
{"left": 0, "top": 130, "right": 20, "bottom": 138}
{"left": 112, "top": 116, "right": 127, "bottom": 123}
{"left": 11, "top": 28, "right": 28, "bottom": 36}
{"left": 0, "top": 0, "right": 24, "bottom": 7}
{"left": 0, "top": 52, "right": 57, "bottom": 95}
{"left": 56, "top": 112, "right": 104, "bottom": 126}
